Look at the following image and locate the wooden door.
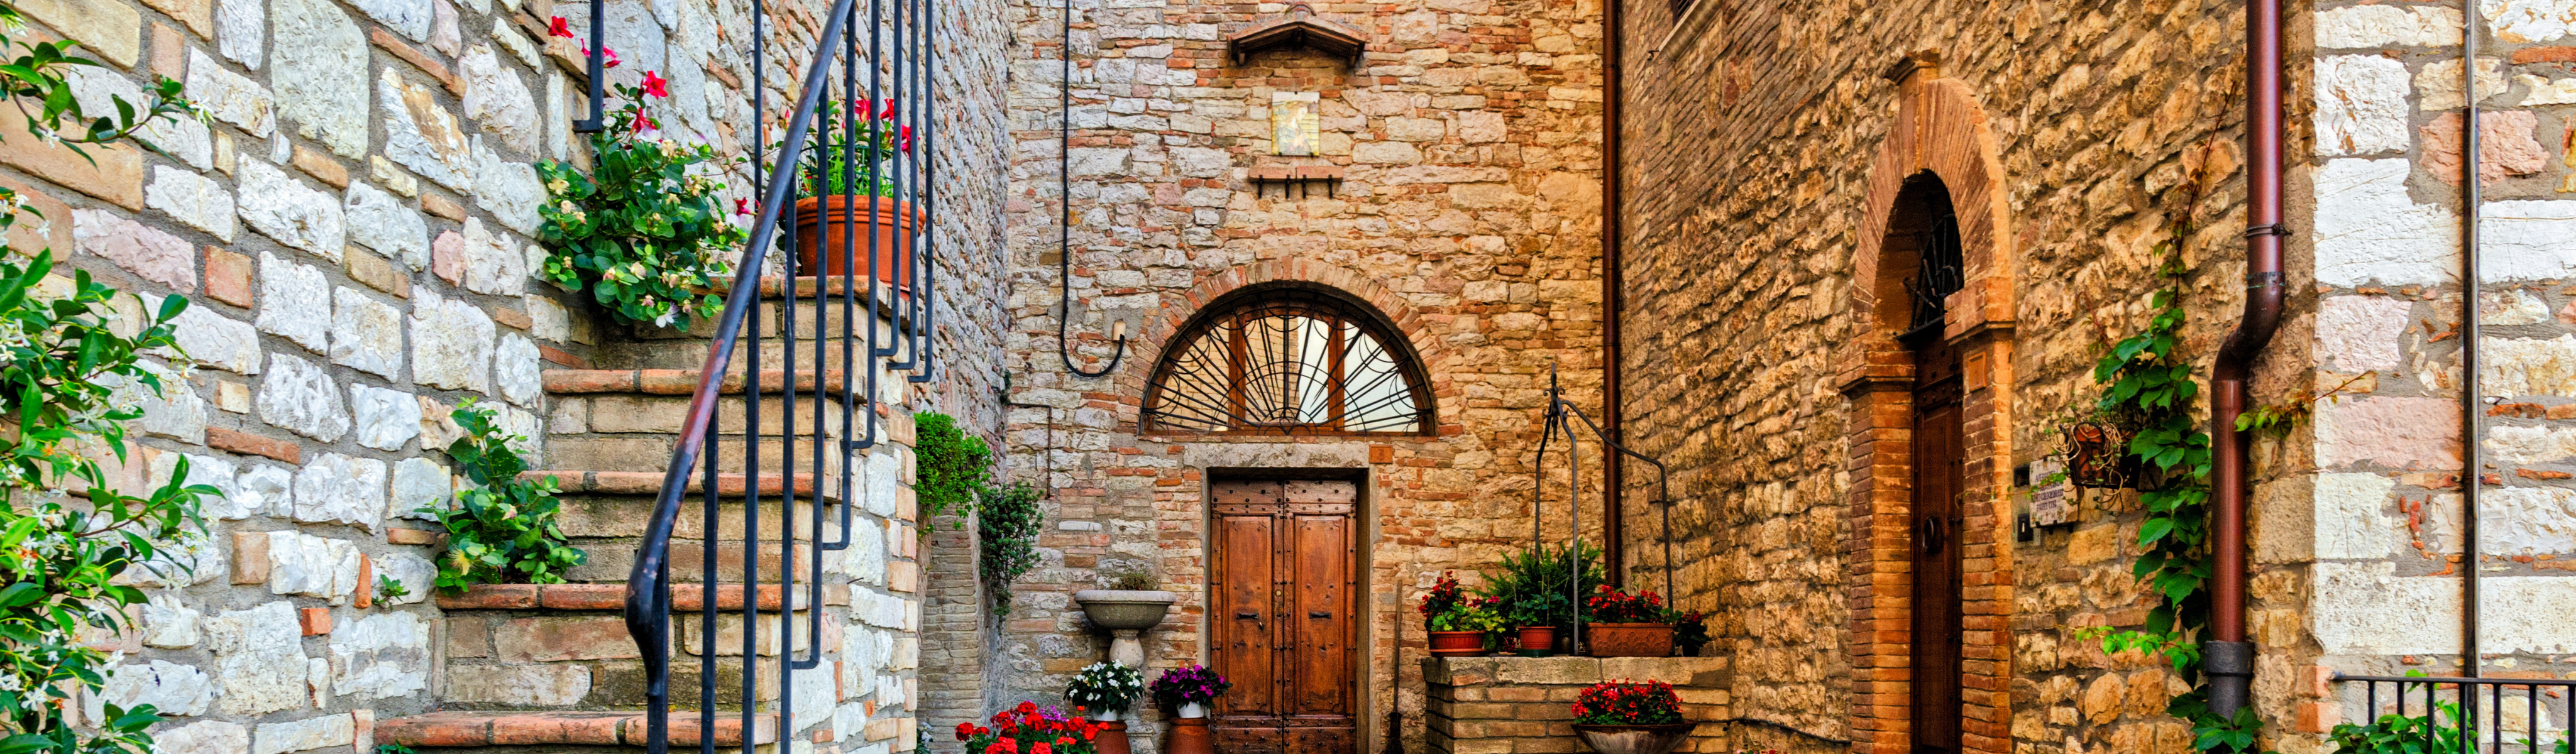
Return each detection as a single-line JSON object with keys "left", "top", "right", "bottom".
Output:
{"left": 1909, "top": 339, "right": 1965, "bottom": 754}
{"left": 1209, "top": 480, "right": 1358, "bottom": 754}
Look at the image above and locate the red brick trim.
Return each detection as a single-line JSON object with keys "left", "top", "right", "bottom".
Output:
{"left": 1844, "top": 63, "right": 2017, "bottom": 754}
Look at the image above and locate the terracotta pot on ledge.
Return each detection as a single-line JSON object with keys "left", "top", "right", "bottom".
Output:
{"left": 1428, "top": 630, "right": 1488, "bottom": 657}
{"left": 1583, "top": 623, "right": 1675, "bottom": 657}
{"left": 790, "top": 195, "right": 922, "bottom": 287}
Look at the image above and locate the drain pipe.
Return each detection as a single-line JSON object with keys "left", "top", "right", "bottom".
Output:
{"left": 1599, "top": 0, "right": 1627, "bottom": 587}
{"left": 2205, "top": 0, "right": 2288, "bottom": 719}
{"left": 2460, "top": 0, "right": 2484, "bottom": 680}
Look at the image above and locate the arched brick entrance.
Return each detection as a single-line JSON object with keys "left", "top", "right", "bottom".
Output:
{"left": 1836, "top": 53, "right": 2017, "bottom": 754}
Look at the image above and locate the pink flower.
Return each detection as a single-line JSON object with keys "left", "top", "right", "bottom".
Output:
{"left": 641, "top": 70, "right": 669, "bottom": 98}
{"left": 734, "top": 198, "right": 755, "bottom": 216}
{"left": 898, "top": 124, "right": 914, "bottom": 151}
{"left": 627, "top": 109, "right": 654, "bottom": 132}
{"left": 548, "top": 16, "right": 574, "bottom": 37}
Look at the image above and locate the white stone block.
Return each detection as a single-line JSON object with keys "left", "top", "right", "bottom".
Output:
{"left": 375, "top": 551, "right": 435, "bottom": 605}
{"left": 2485, "top": 0, "right": 2576, "bottom": 43}
{"left": 388, "top": 456, "right": 452, "bottom": 520}
{"left": 461, "top": 46, "right": 540, "bottom": 155}
{"left": 143, "top": 591, "right": 202, "bottom": 648}
{"left": 236, "top": 463, "right": 295, "bottom": 519}
{"left": 2313, "top": 473, "right": 2398, "bottom": 559}
{"left": 471, "top": 141, "right": 543, "bottom": 236}
{"left": 2316, "top": 4, "right": 2462, "bottom": 48}
{"left": 379, "top": 68, "right": 473, "bottom": 192}
{"left": 238, "top": 159, "right": 346, "bottom": 262}
{"left": 496, "top": 334, "right": 541, "bottom": 406}
{"left": 329, "top": 611, "right": 429, "bottom": 699}
{"left": 252, "top": 714, "right": 353, "bottom": 754}
{"left": 146, "top": 165, "right": 236, "bottom": 242}
{"left": 216, "top": 0, "right": 261, "bottom": 67}
{"left": 351, "top": 383, "right": 424, "bottom": 451}
{"left": 168, "top": 304, "right": 262, "bottom": 375}
{"left": 267, "top": 531, "right": 360, "bottom": 601}
{"left": 154, "top": 721, "right": 248, "bottom": 754}
{"left": 256, "top": 352, "right": 350, "bottom": 441}
{"left": 185, "top": 49, "right": 275, "bottom": 138}
{"left": 2479, "top": 200, "right": 2576, "bottom": 283}
{"left": 294, "top": 453, "right": 387, "bottom": 532}
{"left": 409, "top": 288, "right": 495, "bottom": 393}
{"left": 89, "top": 660, "right": 212, "bottom": 719}
{"left": 205, "top": 601, "right": 308, "bottom": 716}
{"left": 331, "top": 287, "right": 406, "bottom": 380}
{"left": 2313, "top": 158, "right": 2458, "bottom": 287}
{"left": 344, "top": 182, "right": 431, "bottom": 270}
{"left": 270, "top": 0, "right": 370, "bottom": 157}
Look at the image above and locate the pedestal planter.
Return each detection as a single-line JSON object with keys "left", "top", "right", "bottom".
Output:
{"left": 1428, "top": 630, "right": 1489, "bottom": 657}
{"left": 1074, "top": 589, "right": 1177, "bottom": 667}
{"left": 791, "top": 196, "right": 922, "bottom": 286}
{"left": 1165, "top": 716, "right": 1216, "bottom": 754}
{"left": 1583, "top": 623, "right": 1675, "bottom": 657}
{"left": 1570, "top": 723, "right": 1694, "bottom": 754}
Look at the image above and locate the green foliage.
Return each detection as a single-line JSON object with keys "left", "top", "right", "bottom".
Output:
{"left": 536, "top": 84, "right": 744, "bottom": 330}
{"left": 1064, "top": 661, "right": 1145, "bottom": 713}
{"left": 2324, "top": 697, "right": 2462, "bottom": 754}
{"left": 1479, "top": 542, "right": 1605, "bottom": 630}
{"left": 377, "top": 745, "right": 419, "bottom": 754}
{"left": 978, "top": 481, "right": 1045, "bottom": 615}
{"left": 375, "top": 574, "right": 410, "bottom": 603}
{"left": 419, "top": 401, "right": 585, "bottom": 591}
{"left": 0, "top": 8, "right": 212, "bottom": 753}
{"left": 913, "top": 412, "right": 987, "bottom": 534}
{"left": 796, "top": 98, "right": 908, "bottom": 199}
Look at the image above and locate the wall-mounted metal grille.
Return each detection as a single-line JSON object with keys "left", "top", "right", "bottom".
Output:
{"left": 1143, "top": 289, "right": 1431, "bottom": 435}
{"left": 1902, "top": 211, "right": 1964, "bottom": 339}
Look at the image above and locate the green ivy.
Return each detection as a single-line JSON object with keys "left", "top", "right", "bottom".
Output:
{"left": 978, "top": 481, "right": 1044, "bottom": 616}
{"left": 913, "top": 412, "right": 988, "bottom": 534}
{"left": 536, "top": 84, "right": 745, "bottom": 330}
{"left": 419, "top": 400, "right": 586, "bottom": 591}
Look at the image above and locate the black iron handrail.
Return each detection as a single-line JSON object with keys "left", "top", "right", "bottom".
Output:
{"left": 2333, "top": 674, "right": 2576, "bottom": 753}
{"left": 619, "top": 0, "right": 936, "bottom": 750}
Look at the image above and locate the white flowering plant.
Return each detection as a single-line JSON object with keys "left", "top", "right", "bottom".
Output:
{"left": 1063, "top": 662, "right": 1145, "bottom": 713}
{"left": 534, "top": 67, "right": 745, "bottom": 330}
{"left": 0, "top": 6, "right": 221, "bottom": 752}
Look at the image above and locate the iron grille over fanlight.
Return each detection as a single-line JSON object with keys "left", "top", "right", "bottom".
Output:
{"left": 1143, "top": 288, "right": 1433, "bottom": 435}
{"left": 1902, "top": 210, "right": 1964, "bottom": 339}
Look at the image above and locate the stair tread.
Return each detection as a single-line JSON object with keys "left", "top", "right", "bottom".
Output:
{"left": 434, "top": 582, "right": 837, "bottom": 611}
{"left": 378, "top": 711, "right": 778, "bottom": 748}
{"left": 542, "top": 369, "right": 856, "bottom": 396}
{"left": 521, "top": 471, "right": 843, "bottom": 500}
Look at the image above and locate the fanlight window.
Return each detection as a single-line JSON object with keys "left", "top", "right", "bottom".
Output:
{"left": 1143, "top": 290, "right": 1431, "bottom": 435}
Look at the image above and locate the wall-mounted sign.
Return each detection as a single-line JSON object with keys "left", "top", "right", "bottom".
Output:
{"left": 1272, "top": 91, "right": 1319, "bottom": 156}
{"left": 2028, "top": 456, "right": 2073, "bottom": 527}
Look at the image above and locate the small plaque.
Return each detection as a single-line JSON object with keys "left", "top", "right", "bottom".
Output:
{"left": 1272, "top": 91, "right": 1319, "bottom": 156}
{"left": 2028, "top": 457, "right": 2073, "bottom": 527}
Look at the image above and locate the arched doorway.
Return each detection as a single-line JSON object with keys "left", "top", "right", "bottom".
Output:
{"left": 1888, "top": 173, "right": 1966, "bottom": 754}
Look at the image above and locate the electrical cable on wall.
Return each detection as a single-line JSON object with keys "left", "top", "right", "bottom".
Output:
{"left": 1057, "top": 0, "right": 1127, "bottom": 378}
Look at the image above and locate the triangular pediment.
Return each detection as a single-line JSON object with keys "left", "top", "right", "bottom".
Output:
{"left": 1227, "top": 14, "right": 1367, "bottom": 65}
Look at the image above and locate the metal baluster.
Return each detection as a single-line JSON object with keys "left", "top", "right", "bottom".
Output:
{"left": 908, "top": 0, "right": 937, "bottom": 385}
{"left": 701, "top": 422, "right": 717, "bottom": 754}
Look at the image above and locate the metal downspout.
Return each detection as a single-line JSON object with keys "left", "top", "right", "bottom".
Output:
{"left": 1601, "top": 0, "right": 1627, "bottom": 587}
{"left": 2205, "top": 0, "right": 2289, "bottom": 718}
{"left": 2460, "top": 0, "right": 2484, "bottom": 680}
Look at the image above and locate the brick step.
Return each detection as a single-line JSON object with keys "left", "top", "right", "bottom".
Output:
{"left": 378, "top": 711, "right": 778, "bottom": 748}
{"left": 542, "top": 369, "right": 854, "bottom": 396}
{"left": 559, "top": 494, "right": 851, "bottom": 542}
{"left": 524, "top": 471, "right": 844, "bottom": 500}
{"left": 434, "top": 583, "right": 821, "bottom": 612}
{"left": 547, "top": 435, "right": 849, "bottom": 476}
{"left": 563, "top": 538, "right": 828, "bottom": 584}
{"left": 549, "top": 393, "right": 865, "bottom": 440}
{"left": 592, "top": 336, "right": 927, "bottom": 373}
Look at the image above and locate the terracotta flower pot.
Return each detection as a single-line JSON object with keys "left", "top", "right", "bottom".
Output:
{"left": 791, "top": 195, "right": 922, "bottom": 287}
{"left": 1516, "top": 626, "right": 1559, "bottom": 657}
{"left": 1428, "top": 630, "right": 1489, "bottom": 657}
{"left": 1570, "top": 723, "right": 1693, "bottom": 754}
{"left": 1583, "top": 623, "right": 1675, "bottom": 657}
{"left": 1165, "top": 716, "right": 1216, "bottom": 754}
{"left": 1091, "top": 720, "right": 1133, "bottom": 754}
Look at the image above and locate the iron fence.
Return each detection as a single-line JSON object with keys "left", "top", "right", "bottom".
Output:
{"left": 2334, "top": 674, "right": 2575, "bottom": 753}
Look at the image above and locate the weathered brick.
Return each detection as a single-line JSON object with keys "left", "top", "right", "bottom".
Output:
{"left": 0, "top": 139, "right": 143, "bottom": 209}
{"left": 229, "top": 529, "right": 270, "bottom": 584}
{"left": 494, "top": 616, "right": 637, "bottom": 661}
{"left": 204, "top": 247, "right": 254, "bottom": 307}
{"left": 298, "top": 606, "right": 331, "bottom": 635}
{"left": 435, "top": 584, "right": 538, "bottom": 609}
{"left": 292, "top": 145, "right": 351, "bottom": 188}
{"left": 207, "top": 427, "right": 299, "bottom": 464}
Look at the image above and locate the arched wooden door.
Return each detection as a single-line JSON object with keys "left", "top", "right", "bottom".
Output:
{"left": 1209, "top": 479, "right": 1358, "bottom": 754}
{"left": 1895, "top": 178, "right": 1968, "bottom": 754}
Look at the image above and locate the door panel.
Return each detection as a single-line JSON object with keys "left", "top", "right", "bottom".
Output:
{"left": 1909, "top": 342, "right": 1966, "bottom": 754}
{"left": 1209, "top": 479, "right": 1358, "bottom": 754}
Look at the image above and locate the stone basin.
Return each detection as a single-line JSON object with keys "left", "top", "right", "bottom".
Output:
{"left": 1072, "top": 589, "right": 1177, "bottom": 631}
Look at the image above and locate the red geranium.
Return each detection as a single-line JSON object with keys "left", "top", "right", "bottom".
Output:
{"left": 640, "top": 70, "right": 669, "bottom": 98}
{"left": 1571, "top": 679, "right": 1684, "bottom": 726}
{"left": 963, "top": 702, "right": 1101, "bottom": 754}
{"left": 548, "top": 15, "right": 574, "bottom": 37}
{"left": 1585, "top": 584, "right": 1670, "bottom": 624}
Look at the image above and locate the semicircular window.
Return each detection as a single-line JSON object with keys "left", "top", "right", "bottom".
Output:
{"left": 1143, "top": 289, "right": 1433, "bottom": 435}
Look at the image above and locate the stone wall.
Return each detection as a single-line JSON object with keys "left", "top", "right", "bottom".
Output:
{"left": 1615, "top": 1, "right": 2315, "bottom": 753}
{"left": 0, "top": 0, "right": 990, "bottom": 748}
{"left": 2298, "top": 0, "right": 2576, "bottom": 736}
{"left": 1423, "top": 656, "right": 1732, "bottom": 754}
{"left": 987, "top": 0, "right": 1612, "bottom": 750}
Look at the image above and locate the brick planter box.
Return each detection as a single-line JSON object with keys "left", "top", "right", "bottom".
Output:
{"left": 1424, "top": 655, "right": 1731, "bottom": 754}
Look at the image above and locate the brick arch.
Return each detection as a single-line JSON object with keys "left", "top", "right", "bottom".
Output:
{"left": 1111, "top": 258, "right": 1459, "bottom": 435}
{"left": 1836, "top": 53, "right": 2018, "bottom": 754}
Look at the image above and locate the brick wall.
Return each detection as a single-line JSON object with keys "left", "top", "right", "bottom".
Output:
{"left": 986, "top": 0, "right": 1612, "bottom": 749}
{"left": 1423, "top": 656, "right": 1732, "bottom": 754}
{"left": 1615, "top": 1, "right": 2321, "bottom": 753}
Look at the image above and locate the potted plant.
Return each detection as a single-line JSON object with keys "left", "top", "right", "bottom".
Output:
{"left": 1583, "top": 585, "right": 1676, "bottom": 658}
{"left": 791, "top": 97, "right": 922, "bottom": 286}
{"left": 1672, "top": 611, "right": 1710, "bottom": 657}
{"left": 1480, "top": 542, "right": 1605, "bottom": 654}
{"left": 1064, "top": 662, "right": 1145, "bottom": 754}
{"left": 1420, "top": 572, "right": 1503, "bottom": 656}
{"left": 1150, "top": 665, "right": 1230, "bottom": 754}
{"left": 957, "top": 702, "right": 1102, "bottom": 754}
{"left": 535, "top": 77, "right": 744, "bottom": 330}
{"left": 1570, "top": 680, "right": 1695, "bottom": 754}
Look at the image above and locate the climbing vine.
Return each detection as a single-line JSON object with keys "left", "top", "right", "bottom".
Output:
{"left": 2071, "top": 158, "right": 2268, "bottom": 753}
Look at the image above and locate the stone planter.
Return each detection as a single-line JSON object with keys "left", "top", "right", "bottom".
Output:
{"left": 1583, "top": 623, "right": 1675, "bottom": 657}
{"left": 1074, "top": 589, "right": 1177, "bottom": 667}
{"left": 1570, "top": 723, "right": 1693, "bottom": 754}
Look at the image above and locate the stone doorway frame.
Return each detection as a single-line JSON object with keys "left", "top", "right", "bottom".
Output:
{"left": 1834, "top": 52, "right": 2017, "bottom": 754}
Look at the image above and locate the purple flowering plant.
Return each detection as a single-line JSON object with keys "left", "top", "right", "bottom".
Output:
{"left": 1148, "top": 664, "right": 1232, "bottom": 707}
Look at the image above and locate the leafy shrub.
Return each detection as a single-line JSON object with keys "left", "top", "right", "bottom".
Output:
{"left": 978, "top": 481, "right": 1045, "bottom": 615}
{"left": 914, "top": 412, "right": 987, "bottom": 533}
{"left": 797, "top": 97, "right": 911, "bottom": 199}
{"left": 1480, "top": 542, "right": 1604, "bottom": 630}
{"left": 1419, "top": 572, "right": 1503, "bottom": 632}
{"left": 0, "top": 8, "right": 212, "bottom": 753}
{"left": 1148, "top": 665, "right": 1230, "bottom": 708}
{"left": 536, "top": 66, "right": 744, "bottom": 330}
{"left": 1571, "top": 680, "right": 1683, "bottom": 726}
{"left": 419, "top": 400, "right": 585, "bottom": 591}
{"left": 1102, "top": 570, "right": 1155, "bottom": 591}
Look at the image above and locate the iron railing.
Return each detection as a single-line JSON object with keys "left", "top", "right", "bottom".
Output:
{"left": 617, "top": 0, "right": 937, "bottom": 749}
{"left": 2334, "top": 674, "right": 2576, "bottom": 753}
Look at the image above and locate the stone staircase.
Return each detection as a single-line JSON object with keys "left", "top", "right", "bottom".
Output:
{"left": 376, "top": 281, "right": 920, "bottom": 752}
